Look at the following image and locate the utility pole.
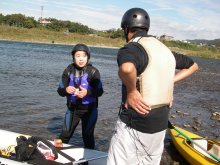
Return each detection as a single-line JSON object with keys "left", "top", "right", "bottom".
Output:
{"left": 40, "top": 6, "right": 44, "bottom": 23}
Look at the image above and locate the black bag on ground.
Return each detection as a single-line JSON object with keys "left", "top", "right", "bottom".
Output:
{"left": 15, "top": 136, "right": 58, "bottom": 162}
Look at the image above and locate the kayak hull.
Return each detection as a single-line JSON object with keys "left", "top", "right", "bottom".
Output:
{"left": 169, "top": 126, "right": 220, "bottom": 165}
{"left": 0, "top": 129, "right": 107, "bottom": 165}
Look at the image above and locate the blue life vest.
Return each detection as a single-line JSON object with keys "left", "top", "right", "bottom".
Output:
{"left": 68, "top": 72, "right": 96, "bottom": 105}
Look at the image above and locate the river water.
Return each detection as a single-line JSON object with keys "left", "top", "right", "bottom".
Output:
{"left": 0, "top": 40, "right": 219, "bottom": 164}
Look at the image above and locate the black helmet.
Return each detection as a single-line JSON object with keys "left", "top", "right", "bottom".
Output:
{"left": 71, "top": 44, "right": 90, "bottom": 59}
{"left": 121, "top": 8, "right": 150, "bottom": 31}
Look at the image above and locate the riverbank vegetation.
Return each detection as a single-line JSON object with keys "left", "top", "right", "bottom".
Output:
{"left": 0, "top": 13, "right": 220, "bottom": 59}
{"left": 162, "top": 40, "right": 220, "bottom": 59}
{"left": 0, "top": 25, "right": 124, "bottom": 47}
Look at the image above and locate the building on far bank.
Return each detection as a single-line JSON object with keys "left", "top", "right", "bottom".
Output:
{"left": 182, "top": 40, "right": 190, "bottom": 43}
{"left": 39, "top": 18, "right": 51, "bottom": 26}
{"left": 160, "top": 34, "right": 174, "bottom": 41}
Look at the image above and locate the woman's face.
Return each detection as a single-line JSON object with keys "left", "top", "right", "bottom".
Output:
{"left": 74, "top": 51, "right": 88, "bottom": 68}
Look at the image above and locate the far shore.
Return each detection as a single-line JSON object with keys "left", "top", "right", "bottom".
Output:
{"left": 1, "top": 38, "right": 220, "bottom": 60}
{"left": 0, "top": 39, "right": 120, "bottom": 50}
{"left": 1, "top": 24, "right": 220, "bottom": 59}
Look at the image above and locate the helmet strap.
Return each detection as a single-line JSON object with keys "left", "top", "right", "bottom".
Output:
{"left": 123, "top": 27, "right": 129, "bottom": 42}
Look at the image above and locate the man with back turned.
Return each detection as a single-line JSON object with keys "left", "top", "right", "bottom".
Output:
{"left": 107, "top": 8, "right": 198, "bottom": 165}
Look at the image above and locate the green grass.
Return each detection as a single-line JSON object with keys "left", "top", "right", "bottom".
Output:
{"left": 0, "top": 25, "right": 125, "bottom": 48}
{"left": 1, "top": 25, "right": 220, "bottom": 59}
{"left": 163, "top": 40, "right": 220, "bottom": 59}
{"left": 170, "top": 47, "right": 220, "bottom": 59}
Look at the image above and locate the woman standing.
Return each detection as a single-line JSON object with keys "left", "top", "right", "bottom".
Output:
{"left": 57, "top": 44, "right": 103, "bottom": 149}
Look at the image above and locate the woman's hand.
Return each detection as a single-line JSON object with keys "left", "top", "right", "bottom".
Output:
{"left": 66, "top": 86, "right": 77, "bottom": 94}
{"left": 76, "top": 86, "right": 88, "bottom": 98}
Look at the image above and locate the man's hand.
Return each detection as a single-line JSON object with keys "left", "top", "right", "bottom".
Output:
{"left": 125, "top": 90, "right": 151, "bottom": 115}
{"left": 119, "top": 62, "right": 151, "bottom": 115}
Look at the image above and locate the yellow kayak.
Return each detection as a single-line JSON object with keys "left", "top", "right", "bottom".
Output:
{"left": 169, "top": 126, "right": 220, "bottom": 165}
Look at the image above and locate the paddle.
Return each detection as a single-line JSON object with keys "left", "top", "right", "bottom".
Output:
{"left": 72, "top": 154, "right": 108, "bottom": 165}
{"left": 168, "top": 121, "right": 220, "bottom": 163}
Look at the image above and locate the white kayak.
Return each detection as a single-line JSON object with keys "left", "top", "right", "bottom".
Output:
{"left": 0, "top": 129, "right": 107, "bottom": 165}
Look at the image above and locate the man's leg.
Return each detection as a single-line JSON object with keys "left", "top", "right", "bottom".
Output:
{"left": 107, "top": 119, "right": 166, "bottom": 165}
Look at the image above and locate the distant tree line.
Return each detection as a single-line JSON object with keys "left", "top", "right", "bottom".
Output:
{"left": 162, "top": 40, "right": 219, "bottom": 52}
{"left": 0, "top": 13, "right": 124, "bottom": 39}
{"left": 188, "top": 39, "right": 220, "bottom": 49}
{"left": 2, "top": 13, "right": 218, "bottom": 51}
{"left": 0, "top": 13, "right": 38, "bottom": 28}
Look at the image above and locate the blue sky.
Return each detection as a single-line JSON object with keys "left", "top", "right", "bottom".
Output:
{"left": 0, "top": 0, "right": 220, "bottom": 40}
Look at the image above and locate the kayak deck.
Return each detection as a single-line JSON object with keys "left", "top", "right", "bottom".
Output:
{"left": 169, "top": 127, "right": 220, "bottom": 165}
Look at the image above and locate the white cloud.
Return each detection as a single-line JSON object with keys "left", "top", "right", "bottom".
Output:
{"left": 1, "top": 0, "right": 220, "bottom": 39}
{"left": 43, "top": 3, "right": 122, "bottom": 30}
{"left": 139, "top": 0, "right": 220, "bottom": 39}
